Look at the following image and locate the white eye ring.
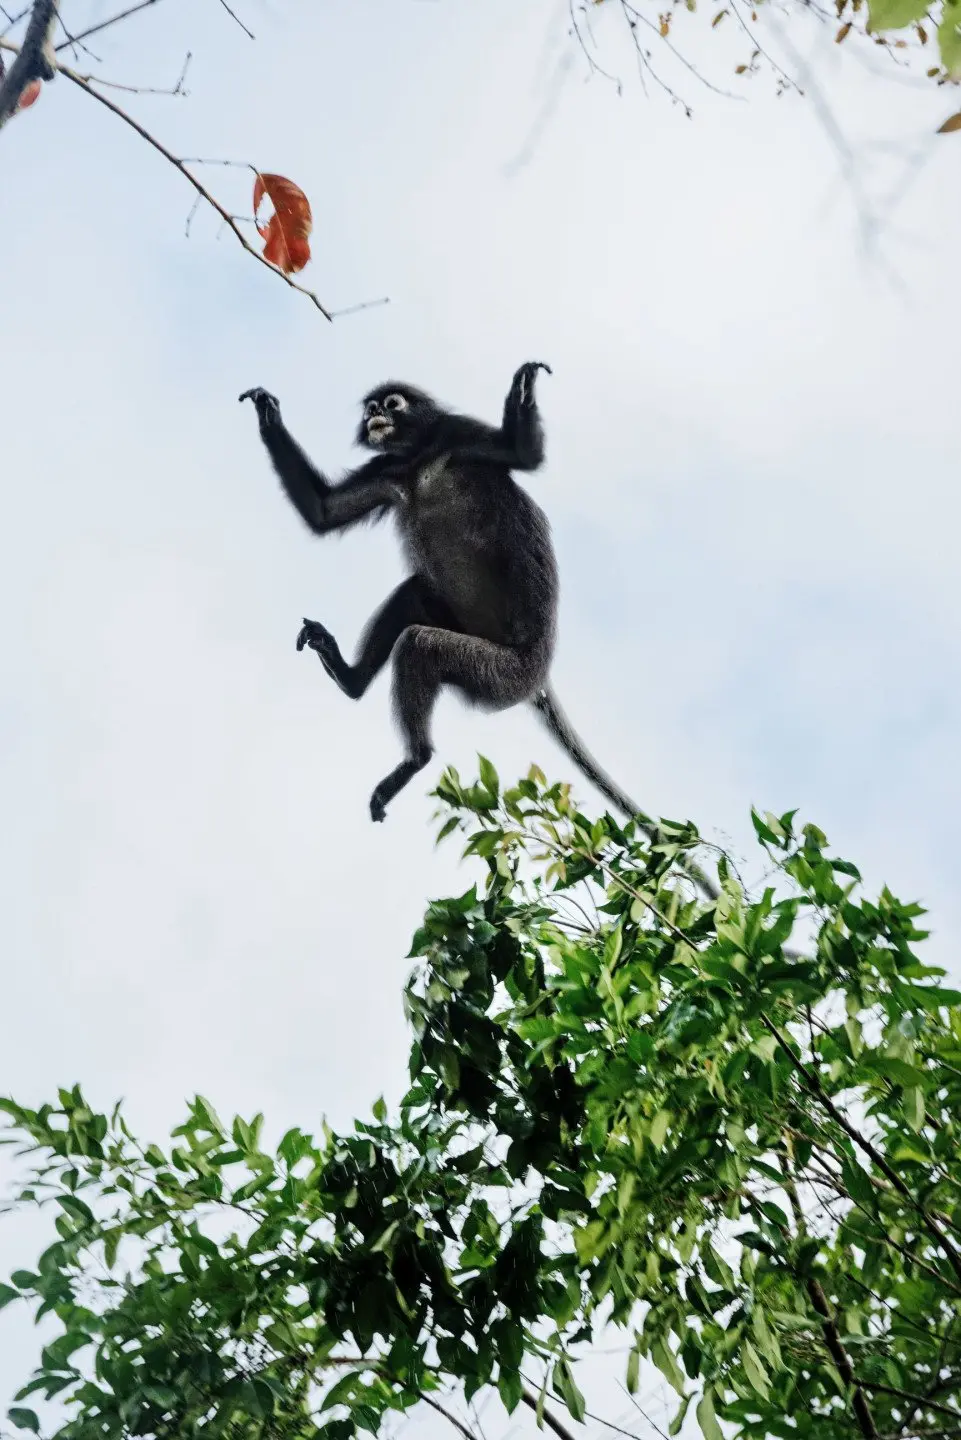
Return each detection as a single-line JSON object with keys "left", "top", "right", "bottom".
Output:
{"left": 383, "top": 393, "right": 407, "bottom": 412}
{"left": 364, "top": 401, "right": 379, "bottom": 419}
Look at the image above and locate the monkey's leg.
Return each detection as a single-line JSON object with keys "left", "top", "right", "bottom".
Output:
{"left": 369, "top": 628, "right": 536, "bottom": 822}
{"left": 296, "top": 577, "right": 449, "bottom": 700}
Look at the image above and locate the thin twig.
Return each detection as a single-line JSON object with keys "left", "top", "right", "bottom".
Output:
{"left": 621, "top": 0, "right": 745, "bottom": 101}
{"left": 71, "top": 49, "right": 190, "bottom": 97}
{"left": 419, "top": 1393, "right": 480, "bottom": 1440}
{"left": 581, "top": 1406, "right": 642, "bottom": 1440}
{"left": 43, "top": 51, "right": 333, "bottom": 318}
{"left": 215, "top": 0, "right": 254, "bottom": 39}
{"left": 54, "top": 0, "right": 163, "bottom": 51}
{"left": 862, "top": 1380, "right": 961, "bottom": 1424}
{"left": 616, "top": 1382, "right": 671, "bottom": 1440}
{"left": 328, "top": 295, "right": 391, "bottom": 319}
{"left": 760, "top": 1013, "right": 961, "bottom": 1287}
{"left": 521, "top": 1386, "right": 578, "bottom": 1440}
{"left": 0, "top": 5, "right": 28, "bottom": 38}
{"left": 53, "top": 3, "right": 102, "bottom": 62}
{"left": 618, "top": 1, "right": 691, "bottom": 115}
{"left": 728, "top": 0, "right": 802, "bottom": 93}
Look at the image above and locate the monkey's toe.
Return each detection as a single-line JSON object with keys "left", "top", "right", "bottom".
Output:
{"left": 370, "top": 791, "right": 388, "bottom": 822}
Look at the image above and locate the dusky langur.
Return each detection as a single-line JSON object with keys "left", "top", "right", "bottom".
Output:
{"left": 239, "top": 363, "right": 645, "bottom": 826}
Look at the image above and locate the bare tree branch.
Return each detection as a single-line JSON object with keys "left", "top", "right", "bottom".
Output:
{"left": 0, "top": 35, "right": 335, "bottom": 318}
{"left": 0, "top": 0, "right": 55, "bottom": 129}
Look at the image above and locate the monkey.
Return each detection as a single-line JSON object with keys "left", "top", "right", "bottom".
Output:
{"left": 237, "top": 364, "right": 681, "bottom": 852}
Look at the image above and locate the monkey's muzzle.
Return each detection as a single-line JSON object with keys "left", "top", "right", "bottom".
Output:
{"left": 367, "top": 417, "right": 394, "bottom": 444}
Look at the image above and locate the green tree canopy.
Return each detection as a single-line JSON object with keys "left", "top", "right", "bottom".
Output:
{"left": 2, "top": 768, "right": 960, "bottom": 1440}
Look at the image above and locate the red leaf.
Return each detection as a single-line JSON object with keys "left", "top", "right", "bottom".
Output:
{"left": 252, "top": 172, "right": 313, "bottom": 276}
{"left": 17, "top": 78, "right": 43, "bottom": 111}
{"left": 0, "top": 50, "right": 43, "bottom": 115}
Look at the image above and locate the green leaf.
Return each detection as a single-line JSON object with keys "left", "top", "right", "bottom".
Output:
{"left": 626, "top": 1346, "right": 640, "bottom": 1395}
{"left": 652, "top": 1338, "right": 686, "bottom": 1396}
{"left": 696, "top": 1389, "right": 724, "bottom": 1440}
{"left": 869, "top": 1056, "right": 926, "bottom": 1089}
{"left": 866, "top": 0, "right": 928, "bottom": 30}
{"left": 370, "top": 1219, "right": 401, "bottom": 1254}
{"left": 649, "top": 1109, "right": 671, "bottom": 1150}
{"left": 903, "top": 1085, "right": 925, "bottom": 1132}
{"left": 195, "top": 1094, "right": 224, "bottom": 1132}
{"left": 497, "top": 1367, "right": 522, "bottom": 1415}
{"left": 438, "top": 1049, "right": 461, "bottom": 1091}
{"left": 741, "top": 1338, "right": 771, "bottom": 1399}
{"left": 554, "top": 1360, "right": 586, "bottom": 1423}
{"left": 0, "top": 1283, "right": 19, "bottom": 1311}
{"left": 8, "top": 1409, "right": 41, "bottom": 1434}
{"left": 478, "top": 756, "right": 499, "bottom": 801}
{"left": 940, "top": 0, "right": 961, "bottom": 75}
{"left": 435, "top": 815, "right": 460, "bottom": 844}
{"left": 668, "top": 1396, "right": 691, "bottom": 1436}
{"left": 58, "top": 1194, "right": 94, "bottom": 1224}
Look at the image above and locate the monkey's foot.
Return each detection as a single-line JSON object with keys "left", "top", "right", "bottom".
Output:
{"left": 297, "top": 617, "right": 338, "bottom": 667}
{"left": 238, "top": 387, "right": 281, "bottom": 427}
{"left": 368, "top": 746, "right": 433, "bottom": 823}
{"left": 296, "top": 618, "right": 361, "bottom": 698}
{"left": 296, "top": 617, "right": 335, "bottom": 653}
{"left": 510, "top": 360, "right": 552, "bottom": 409}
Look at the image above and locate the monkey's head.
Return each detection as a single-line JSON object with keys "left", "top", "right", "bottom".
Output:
{"left": 357, "top": 383, "right": 440, "bottom": 455}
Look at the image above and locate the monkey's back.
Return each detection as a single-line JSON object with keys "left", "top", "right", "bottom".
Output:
{"left": 398, "top": 454, "right": 558, "bottom": 661}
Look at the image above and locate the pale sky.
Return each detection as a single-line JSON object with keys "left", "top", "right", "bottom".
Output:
{"left": 1, "top": 0, "right": 959, "bottom": 1435}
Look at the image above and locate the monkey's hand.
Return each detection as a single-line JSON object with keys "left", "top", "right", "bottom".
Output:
{"left": 239, "top": 387, "right": 282, "bottom": 430}
{"left": 509, "top": 361, "right": 552, "bottom": 410}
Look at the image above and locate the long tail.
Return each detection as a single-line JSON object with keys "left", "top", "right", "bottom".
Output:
{"left": 530, "top": 684, "right": 718, "bottom": 902}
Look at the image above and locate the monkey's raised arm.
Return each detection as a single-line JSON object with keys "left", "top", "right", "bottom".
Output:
{"left": 499, "top": 360, "right": 550, "bottom": 470}
{"left": 440, "top": 361, "right": 551, "bottom": 473}
{"left": 240, "top": 388, "right": 400, "bottom": 534}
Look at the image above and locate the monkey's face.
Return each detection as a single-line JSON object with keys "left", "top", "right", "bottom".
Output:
{"left": 358, "top": 384, "right": 437, "bottom": 455}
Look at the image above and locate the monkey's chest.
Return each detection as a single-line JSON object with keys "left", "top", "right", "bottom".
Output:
{"left": 402, "top": 460, "right": 506, "bottom": 626}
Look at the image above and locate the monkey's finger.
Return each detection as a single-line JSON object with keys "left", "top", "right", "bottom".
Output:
{"left": 238, "top": 389, "right": 257, "bottom": 403}
{"left": 533, "top": 362, "right": 552, "bottom": 375}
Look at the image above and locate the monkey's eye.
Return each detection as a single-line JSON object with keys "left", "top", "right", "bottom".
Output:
{"left": 383, "top": 394, "right": 408, "bottom": 413}
{"left": 364, "top": 401, "right": 379, "bottom": 419}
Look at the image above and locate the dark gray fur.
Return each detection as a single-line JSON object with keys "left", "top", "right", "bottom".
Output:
{"left": 238, "top": 364, "right": 652, "bottom": 831}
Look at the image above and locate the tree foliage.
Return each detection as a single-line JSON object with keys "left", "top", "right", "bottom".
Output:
{"left": 573, "top": 0, "right": 961, "bottom": 130}
{"left": 2, "top": 768, "right": 960, "bottom": 1440}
